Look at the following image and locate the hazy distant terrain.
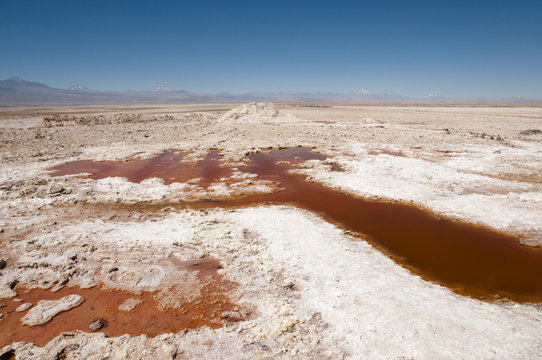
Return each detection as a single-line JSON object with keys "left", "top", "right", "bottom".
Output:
{"left": 2, "top": 77, "right": 540, "bottom": 106}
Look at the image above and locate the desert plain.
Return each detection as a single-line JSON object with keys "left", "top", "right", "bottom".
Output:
{"left": 0, "top": 102, "right": 542, "bottom": 359}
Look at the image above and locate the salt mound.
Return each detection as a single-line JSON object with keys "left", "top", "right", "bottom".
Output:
{"left": 219, "top": 102, "right": 295, "bottom": 124}
{"left": 222, "top": 102, "right": 279, "bottom": 119}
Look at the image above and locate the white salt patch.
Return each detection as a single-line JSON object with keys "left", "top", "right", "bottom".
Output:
{"left": 21, "top": 294, "right": 84, "bottom": 326}
{"left": 118, "top": 297, "right": 142, "bottom": 312}
{"left": 0, "top": 117, "right": 42, "bottom": 129}
{"left": 0, "top": 284, "right": 17, "bottom": 299}
{"left": 16, "top": 303, "right": 32, "bottom": 312}
{"left": 103, "top": 265, "right": 166, "bottom": 291}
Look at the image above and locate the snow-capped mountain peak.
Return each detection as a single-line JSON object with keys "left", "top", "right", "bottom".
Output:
{"left": 152, "top": 85, "right": 173, "bottom": 92}
{"left": 68, "top": 84, "right": 88, "bottom": 91}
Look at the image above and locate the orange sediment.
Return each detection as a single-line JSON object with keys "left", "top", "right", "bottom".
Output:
{"left": 0, "top": 259, "right": 241, "bottom": 347}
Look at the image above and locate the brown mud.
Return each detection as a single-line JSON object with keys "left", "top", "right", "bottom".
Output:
{"left": 0, "top": 259, "right": 241, "bottom": 347}
{"left": 49, "top": 148, "right": 542, "bottom": 303}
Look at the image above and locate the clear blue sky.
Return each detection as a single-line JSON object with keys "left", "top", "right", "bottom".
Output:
{"left": 1, "top": 0, "right": 541, "bottom": 98}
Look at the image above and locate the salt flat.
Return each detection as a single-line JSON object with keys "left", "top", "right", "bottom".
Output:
{"left": 1, "top": 103, "right": 541, "bottom": 359}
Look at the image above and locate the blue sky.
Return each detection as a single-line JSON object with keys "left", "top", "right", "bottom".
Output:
{"left": 1, "top": 0, "right": 541, "bottom": 98}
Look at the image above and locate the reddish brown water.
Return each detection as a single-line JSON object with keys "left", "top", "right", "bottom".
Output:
{"left": 49, "top": 150, "right": 232, "bottom": 187}
{"left": 0, "top": 259, "right": 241, "bottom": 347}
{"left": 49, "top": 148, "right": 542, "bottom": 302}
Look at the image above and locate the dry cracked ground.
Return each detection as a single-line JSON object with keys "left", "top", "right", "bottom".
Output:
{"left": 1, "top": 102, "right": 542, "bottom": 359}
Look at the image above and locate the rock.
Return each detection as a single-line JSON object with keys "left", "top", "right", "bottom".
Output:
{"left": 0, "top": 349, "right": 14, "bottom": 359}
{"left": 0, "top": 260, "right": 6, "bottom": 269}
{"left": 519, "top": 129, "right": 542, "bottom": 136}
{"left": 220, "top": 310, "right": 244, "bottom": 321}
{"left": 51, "top": 277, "right": 69, "bottom": 293}
{"left": 89, "top": 319, "right": 105, "bottom": 331}
{"left": 21, "top": 294, "right": 84, "bottom": 326}
{"left": 283, "top": 279, "right": 295, "bottom": 290}
{"left": 0, "top": 285, "right": 17, "bottom": 299}
{"left": 13, "top": 298, "right": 23, "bottom": 302}
{"left": 118, "top": 297, "right": 142, "bottom": 312}
{"left": 9, "top": 280, "right": 18, "bottom": 290}
{"left": 49, "top": 184, "right": 65, "bottom": 195}
{"left": 19, "top": 186, "right": 38, "bottom": 196}
{"left": 16, "top": 303, "right": 32, "bottom": 312}
{"left": 48, "top": 184, "right": 71, "bottom": 196}
{"left": 519, "top": 238, "right": 541, "bottom": 248}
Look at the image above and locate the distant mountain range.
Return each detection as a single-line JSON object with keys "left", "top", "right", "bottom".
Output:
{"left": 0, "top": 77, "right": 539, "bottom": 105}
